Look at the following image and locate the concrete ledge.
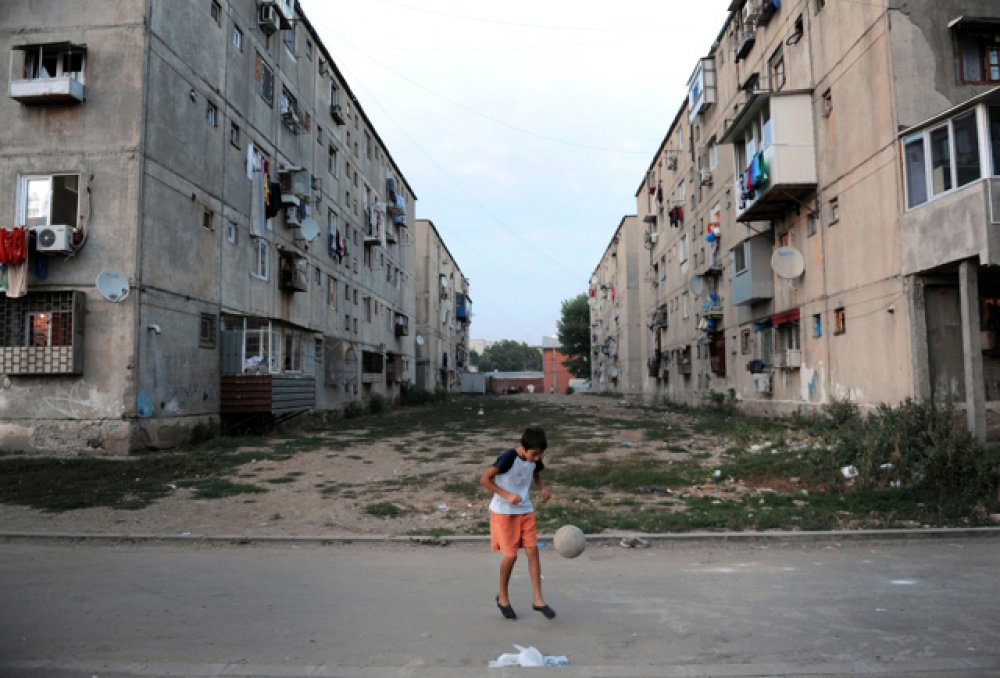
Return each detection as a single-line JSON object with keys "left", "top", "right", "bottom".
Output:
{"left": 1, "top": 526, "right": 999, "bottom": 547}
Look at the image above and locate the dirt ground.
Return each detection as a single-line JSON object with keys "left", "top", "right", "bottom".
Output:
{"left": 0, "top": 394, "right": 780, "bottom": 538}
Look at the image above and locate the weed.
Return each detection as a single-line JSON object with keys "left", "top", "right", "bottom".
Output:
{"left": 368, "top": 393, "right": 388, "bottom": 415}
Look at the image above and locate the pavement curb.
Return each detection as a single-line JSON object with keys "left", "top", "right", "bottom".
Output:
{"left": 2, "top": 526, "right": 999, "bottom": 546}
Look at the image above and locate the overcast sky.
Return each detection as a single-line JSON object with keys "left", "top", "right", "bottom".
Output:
{"left": 300, "top": 0, "right": 733, "bottom": 345}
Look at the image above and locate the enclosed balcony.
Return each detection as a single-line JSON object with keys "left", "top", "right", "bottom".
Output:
{"left": 900, "top": 93, "right": 1000, "bottom": 274}
{"left": 731, "top": 235, "right": 774, "bottom": 306}
{"left": 722, "top": 87, "right": 817, "bottom": 223}
{"left": 9, "top": 43, "right": 86, "bottom": 105}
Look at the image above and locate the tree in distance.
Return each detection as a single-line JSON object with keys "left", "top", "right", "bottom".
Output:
{"left": 557, "top": 293, "right": 590, "bottom": 378}
{"left": 478, "top": 340, "right": 542, "bottom": 372}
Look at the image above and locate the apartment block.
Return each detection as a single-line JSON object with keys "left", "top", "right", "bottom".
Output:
{"left": 0, "top": 0, "right": 419, "bottom": 453}
{"left": 414, "top": 219, "right": 471, "bottom": 391}
{"left": 595, "top": 0, "right": 1000, "bottom": 438}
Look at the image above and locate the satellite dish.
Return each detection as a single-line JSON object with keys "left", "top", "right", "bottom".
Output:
{"left": 771, "top": 246, "right": 805, "bottom": 279}
{"left": 96, "top": 270, "right": 130, "bottom": 302}
{"left": 688, "top": 274, "right": 706, "bottom": 296}
{"left": 297, "top": 216, "right": 320, "bottom": 242}
{"left": 415, "top": 335, "right": 425, "bottom": 346}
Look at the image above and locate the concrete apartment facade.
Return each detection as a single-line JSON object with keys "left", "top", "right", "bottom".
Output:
{"left": 593, "top": 0, "right": 1000, "bottom": 439}
{"left": 0, "top": 0, "right": 419, "bottom": 453}
{"left": 414, "top": 219, "right": 471, "bottom": 391}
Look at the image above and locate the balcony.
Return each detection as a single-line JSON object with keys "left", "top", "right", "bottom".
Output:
{"left": 901, "top": 178, "right": 1000, "bottom": 274}
{"left": 10, "top": 43, "right": 87, "bottom": 105}
{"left": 731, "top": 235, "right": 774, "bottom": 306}
{"left": 722, "top": 91, "right": 817, "bottom": 223}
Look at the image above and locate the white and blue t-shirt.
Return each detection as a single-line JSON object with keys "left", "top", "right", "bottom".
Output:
{"left": 488, "top": 448, "right": 545, "bottom": 515}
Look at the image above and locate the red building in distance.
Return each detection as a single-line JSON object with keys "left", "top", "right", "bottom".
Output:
{"left": 540, "top": 338, "right": 573, "bottom": 394}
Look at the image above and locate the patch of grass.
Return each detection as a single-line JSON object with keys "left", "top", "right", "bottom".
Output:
{"left": 365, "top": 501, "right": 404, "bottom": 518}
{"left": 185, "top": 479, "right": 267, "bottom": 500}
{"left": 551, "top": 461, "right": 698, "bottom": 491}
{"left": 265, "top": 476, "right": 298, "bottom": 484}
{"left": 441, "top": 481, "right": 482, "bottom": 500}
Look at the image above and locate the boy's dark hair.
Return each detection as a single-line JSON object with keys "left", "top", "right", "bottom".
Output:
{"left": 521, "top": 426, "right": 547, "bottom": 452}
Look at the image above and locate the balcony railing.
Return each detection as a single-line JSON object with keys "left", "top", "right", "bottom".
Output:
{"left": 901, "top": 178, "right": 1000, "bottom": 275}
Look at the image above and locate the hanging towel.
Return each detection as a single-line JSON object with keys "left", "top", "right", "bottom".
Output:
{"left": 5, "top": 260, "right": 27, "bottom": 298}
{"left": 0, "top": 228, "right": 27, "bottom": 265}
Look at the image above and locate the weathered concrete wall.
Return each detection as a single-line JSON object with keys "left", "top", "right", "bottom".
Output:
{"left": 888, "top": 0, "right": 1000, "bottom": 129}
{"left": 0, "top": 0, "right": 147, "bottom": 453}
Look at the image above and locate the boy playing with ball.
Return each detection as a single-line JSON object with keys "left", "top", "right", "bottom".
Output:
{"left": 479, "top": 426, "right": 556, "bottom": 621}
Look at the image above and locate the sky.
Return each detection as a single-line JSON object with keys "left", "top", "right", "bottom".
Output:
{"left": 299, "top": 0, "right": 734, "bottom": 345}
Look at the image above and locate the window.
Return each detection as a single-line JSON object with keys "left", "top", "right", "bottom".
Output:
{"left": 828, "top": 197, "right": 839, "bottom": 225}
{"left": 251, "top": 237, "right": 268, "bottom": 280}
{"left": 1, "top": 292, "right": 81, "bottom": 370}
{"left": 682, "top": 292, "right": 690, "bottom": 319}
{"left": 365, "top": 131, "right": 372, "bottom": 160}
{"left": 316, "top": 125, "right": 323, "bottom": 145}
{"left": 930, "top": 125, "right": 952, "bottom": 196}
{"left": 678, "top": 179, "right": 686, "bottom": 203}
{"left": 770, "top": 50, "right": 786, "bottom": 91}
{"left": 328, "top": 145, "right": 338, "bottom": 175}
{"left": 905, "top": 134, "right": 928, "bottom": 208}
{"left": 17, "top": 174, "right": 79, "bottom": 228}
{"left": 17, "top": 43, "right": 86, "bottom": 82}
{"left": 211, "top": 0, "right": 222, "bottom": 25}
{"left": 280, "top": 87, "right": 301, "bottom": 130}
{"left": 230, "top": 122, "right": 240, "bottom": 147}
{"left": 991, "top": 107, "right": 1000, "bottom": 176}
{"left": 283, "top": 330, "right": 302, "bottom": 372}
{"left": 244, "top": 319, "right": 275, "bottom": 373}
{"left": 708, "top": 139, "right": 718, "bottom": 170}
{"left": 821, "top": 89, "right": 833, "bottom": 117}
{"left": 364, "top": 296, "right": 371, "bottom": 323}
{"left": 327, "top": 275, "right": 337, "bottom": 309}
{"left": 813, "top": 313, "right": 822, "bottom": 337}
{"left": 227, "top": 221, "right": 238, "bottom": 244}
{"left": 833, "top": 307, "right": 846, "bottom": 335}
{"left": 733, "top": 240, "right": 747, "bottom": 274}
{"left": 953, "top": 111, "right": 981, "bottom": 187}
{"left": 956, "top": 26, "right": 1000, "bottom": 83}
{"left": 282, "top": 28, "right": 295, "bottom": 56}
{"left": 256, "top": 53, "right": 274, "bottom": 106}
{"left": 679, "top": 234, "right": 688, "bottom": 264}
{"left": 206, "top": 101, "right": 217, "bottom": 127}
{"left": 200, "top": 314, "right": 218, "bottom": 348}
{"left": 232, "top": 25, "right": 243, "bottom": 51}
{"left": 202, "top": 210, "right": 214, "bottom": 231}
{"left": 905, "top": 110, "right": 985, "bottom": 208}
{"left": 305, "top": 40, "right": 313, "bottom": 61}
{"left": 741, "top": 329, "right": 752, "bottom": 354}
{"left": 807, "top": 211, "right": 817, "bottom": 237}
{"left": 815, "top": 0, "right": 825, "bottom": 12}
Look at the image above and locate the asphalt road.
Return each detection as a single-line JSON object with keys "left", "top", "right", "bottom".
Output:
{"left": 0, "top": 536, "right": 998, "bottom": 677}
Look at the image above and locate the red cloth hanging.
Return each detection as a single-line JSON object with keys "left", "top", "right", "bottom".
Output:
{"left": 0, "top": 228, "right": 27, "bottom": 265}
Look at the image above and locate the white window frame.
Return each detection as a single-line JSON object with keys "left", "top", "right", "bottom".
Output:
{"left": 903, "top": 106, "right": 989, "bottom": 211}
{"left": 16, "top": 174, "right": 80, "bottom": 228}
{"left": 251, "top": 237, "right": 269, "bottom": 280}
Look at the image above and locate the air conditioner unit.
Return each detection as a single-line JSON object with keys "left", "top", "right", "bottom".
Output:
{"left": 330, "top": 103, "right": 345, "bottom": 125}
{"left": 699, "top": 168, "right": 713, "bottom": 186}
{"left": 785, "top": 348, "right": 801, "bottom": 368}
{"left": 666, "top": 156, "right": 678, "bottom": 170}
{"left": 284, "top": 206, "right": 301, "bottom": 227}
{"left": 772, "top": 351, "right": 787, "bottom": 369}
{"left": 32, "top": 224, "right": 74, "bottom": 253}
{"left": 650, "top": 232, "right": 659, "bottom": 243}
{"left": 257, "top": 3, "right": 279, "bottom": 34}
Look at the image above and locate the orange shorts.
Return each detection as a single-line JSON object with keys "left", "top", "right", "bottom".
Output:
{"left": 490, "top": 512, "right": 538, "bottom": 557}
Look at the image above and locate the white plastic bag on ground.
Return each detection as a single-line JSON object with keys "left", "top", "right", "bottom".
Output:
{"left": 489, "top": 644, "right": 567, "bottom": 667}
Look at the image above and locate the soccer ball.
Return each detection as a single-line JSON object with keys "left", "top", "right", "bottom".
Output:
{"left": 553, "top": 525, "right": 586, "bottom": 559}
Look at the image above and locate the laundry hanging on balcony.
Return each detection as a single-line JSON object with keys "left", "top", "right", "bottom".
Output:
{"left": 0, "top": 227, "right": 27, "bottom": 266}
{"left": 668, "top": 205, "right": 684, "bottom": 227}
{"left": 740, "top": 150, "right": 769, "bottom": 203}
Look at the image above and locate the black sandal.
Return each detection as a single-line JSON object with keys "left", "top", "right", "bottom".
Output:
{"left": 532, "top": 604, "right": 556, "bottom": 620}
{"left": 496, "top": 595, "right": 517, "bottom": 620}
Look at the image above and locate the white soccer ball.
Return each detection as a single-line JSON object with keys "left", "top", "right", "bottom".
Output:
{"left": 553, "top": 524, "right": 586, "bottom": 559}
